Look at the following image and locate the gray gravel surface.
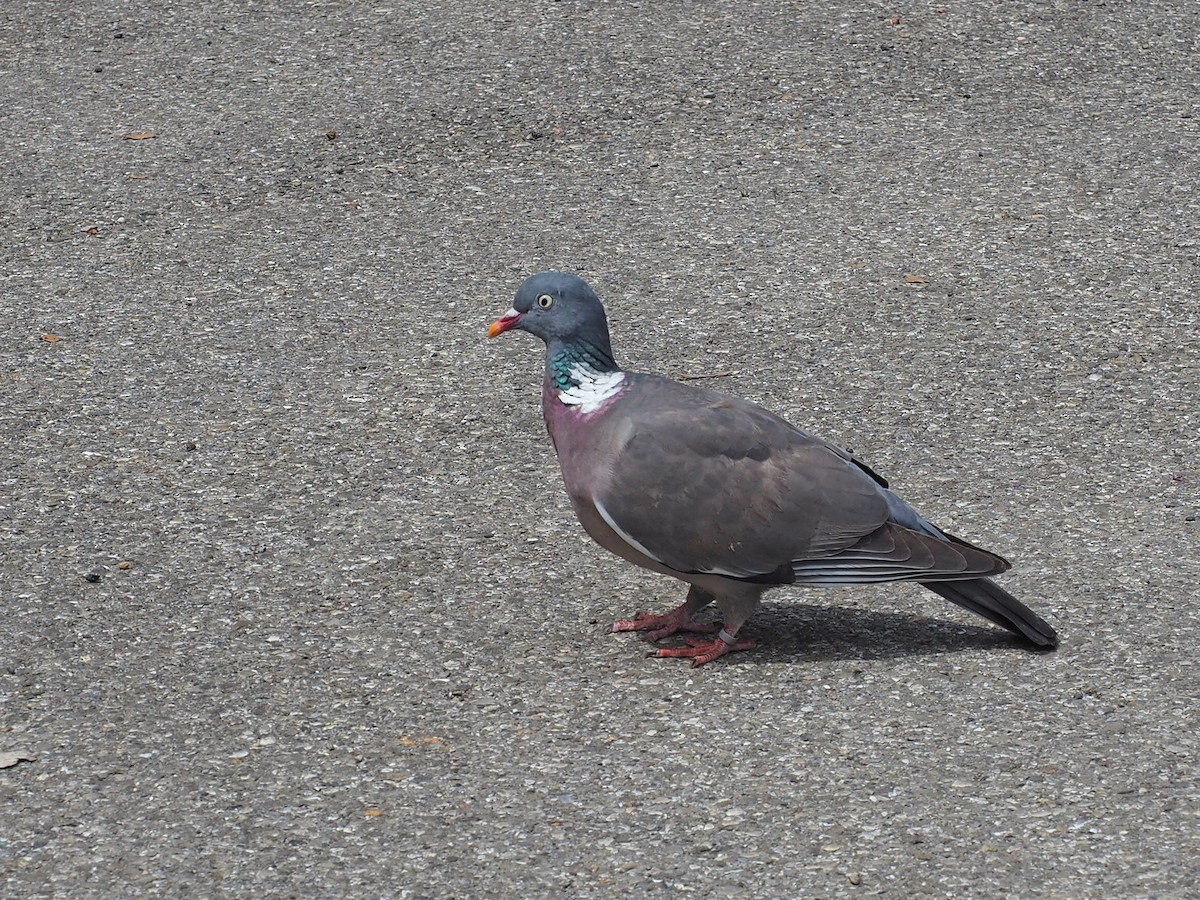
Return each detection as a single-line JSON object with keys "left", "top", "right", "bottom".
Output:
{"left": 3, "top": 1, "right": 1198, "bottom": 897}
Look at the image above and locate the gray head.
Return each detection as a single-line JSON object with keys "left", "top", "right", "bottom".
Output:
{"left": 488, "top": 271, "right": 617, "bottom": 366}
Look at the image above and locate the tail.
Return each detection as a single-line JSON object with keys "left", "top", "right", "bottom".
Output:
{"left": 922, "top": 578, "right": 1058, "bottom": 648}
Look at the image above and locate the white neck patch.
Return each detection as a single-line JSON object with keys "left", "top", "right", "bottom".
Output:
{"left": 558, "top": 363, "right": 626, "bottom": 414}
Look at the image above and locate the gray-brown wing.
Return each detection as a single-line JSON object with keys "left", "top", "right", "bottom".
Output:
{"left": 593, "top": 378, "right": 891, "bottom": 580}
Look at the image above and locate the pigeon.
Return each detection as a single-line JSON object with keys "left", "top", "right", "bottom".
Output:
{"left": 488, "top": 271, "right": 1059, "bottom": 666}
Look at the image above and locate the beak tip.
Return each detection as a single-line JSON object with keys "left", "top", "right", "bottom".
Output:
{"left": 487, "top": 310, "right": 522, "bottom": 339}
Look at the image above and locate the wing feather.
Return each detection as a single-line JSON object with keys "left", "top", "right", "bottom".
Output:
{"left": 592, "top": 376, "right": 1010, "bottom": 585}
{"left": 595, "top": 377, "right": 890, "bottom": 579}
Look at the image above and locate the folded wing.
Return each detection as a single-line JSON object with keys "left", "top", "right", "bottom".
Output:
{"left": 594, "top": 377, "right": 1008, "bottom": 585}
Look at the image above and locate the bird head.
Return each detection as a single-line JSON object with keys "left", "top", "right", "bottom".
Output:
{"left": 488, "top": 271, "right": 612, "bottom": 350}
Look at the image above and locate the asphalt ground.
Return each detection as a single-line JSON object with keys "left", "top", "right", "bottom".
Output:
{"left": 2, "top": 1, "right": 1198, "bottom": 896}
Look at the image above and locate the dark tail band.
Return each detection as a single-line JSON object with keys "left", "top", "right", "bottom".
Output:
{"left": 922, "top": 578, "right": 1059, "bottom": 647}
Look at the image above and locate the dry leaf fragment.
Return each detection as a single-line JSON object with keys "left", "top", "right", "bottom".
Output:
{"left": 41, "top": 333, "right": 62, "bottom": 343}
{"left": 364, "top": 808, "right": 384, "bottom": 817}
{"left": 124, "top": 131, "right": 157, "bottom": 140}
{"left": 0, "top": 751, "right": 36, "bottom": 769}
{"left": 904, "top": 273, "right": 930, "bottom": 284}
{"left": 397, "top": 735, "right": 444, "bottom": 747}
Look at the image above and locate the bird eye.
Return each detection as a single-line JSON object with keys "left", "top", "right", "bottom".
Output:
{"left": 536, "top": 293, "right": 555, "bottom": 309}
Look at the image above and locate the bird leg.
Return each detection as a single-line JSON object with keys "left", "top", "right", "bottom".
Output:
{"left": 609, "top": 585, "right": 717, "bottom": 641}
{"left": 651, "top": 627, "right": 759, "bottom": 667}
{"left": 651, "top": 593, "right": 762, "bottom": 666}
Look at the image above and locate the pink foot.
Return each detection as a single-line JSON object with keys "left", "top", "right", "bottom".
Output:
{"left": 651, "top": 633, "right": 759, "bottom": 667}
{"left": 609, "top": 608, "right": 718, "bottom": 642}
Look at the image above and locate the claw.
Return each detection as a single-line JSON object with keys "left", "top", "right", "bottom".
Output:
{"left": 651, "top": 633, "right": 759, "bottom": 667}
{"left": 610, "top": 608, "right": 717, "bottom": 640}
{"left": 609, "top": 610, "right": 652, "bottom": 632}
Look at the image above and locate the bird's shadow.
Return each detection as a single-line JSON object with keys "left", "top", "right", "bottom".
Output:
{"left": 640, "top": 601, "right": 1051, "bottom": 665}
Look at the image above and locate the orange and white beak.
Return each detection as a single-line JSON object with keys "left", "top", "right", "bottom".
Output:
{"left": 487, "top": 307, "right": 523, "bottom": 338}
